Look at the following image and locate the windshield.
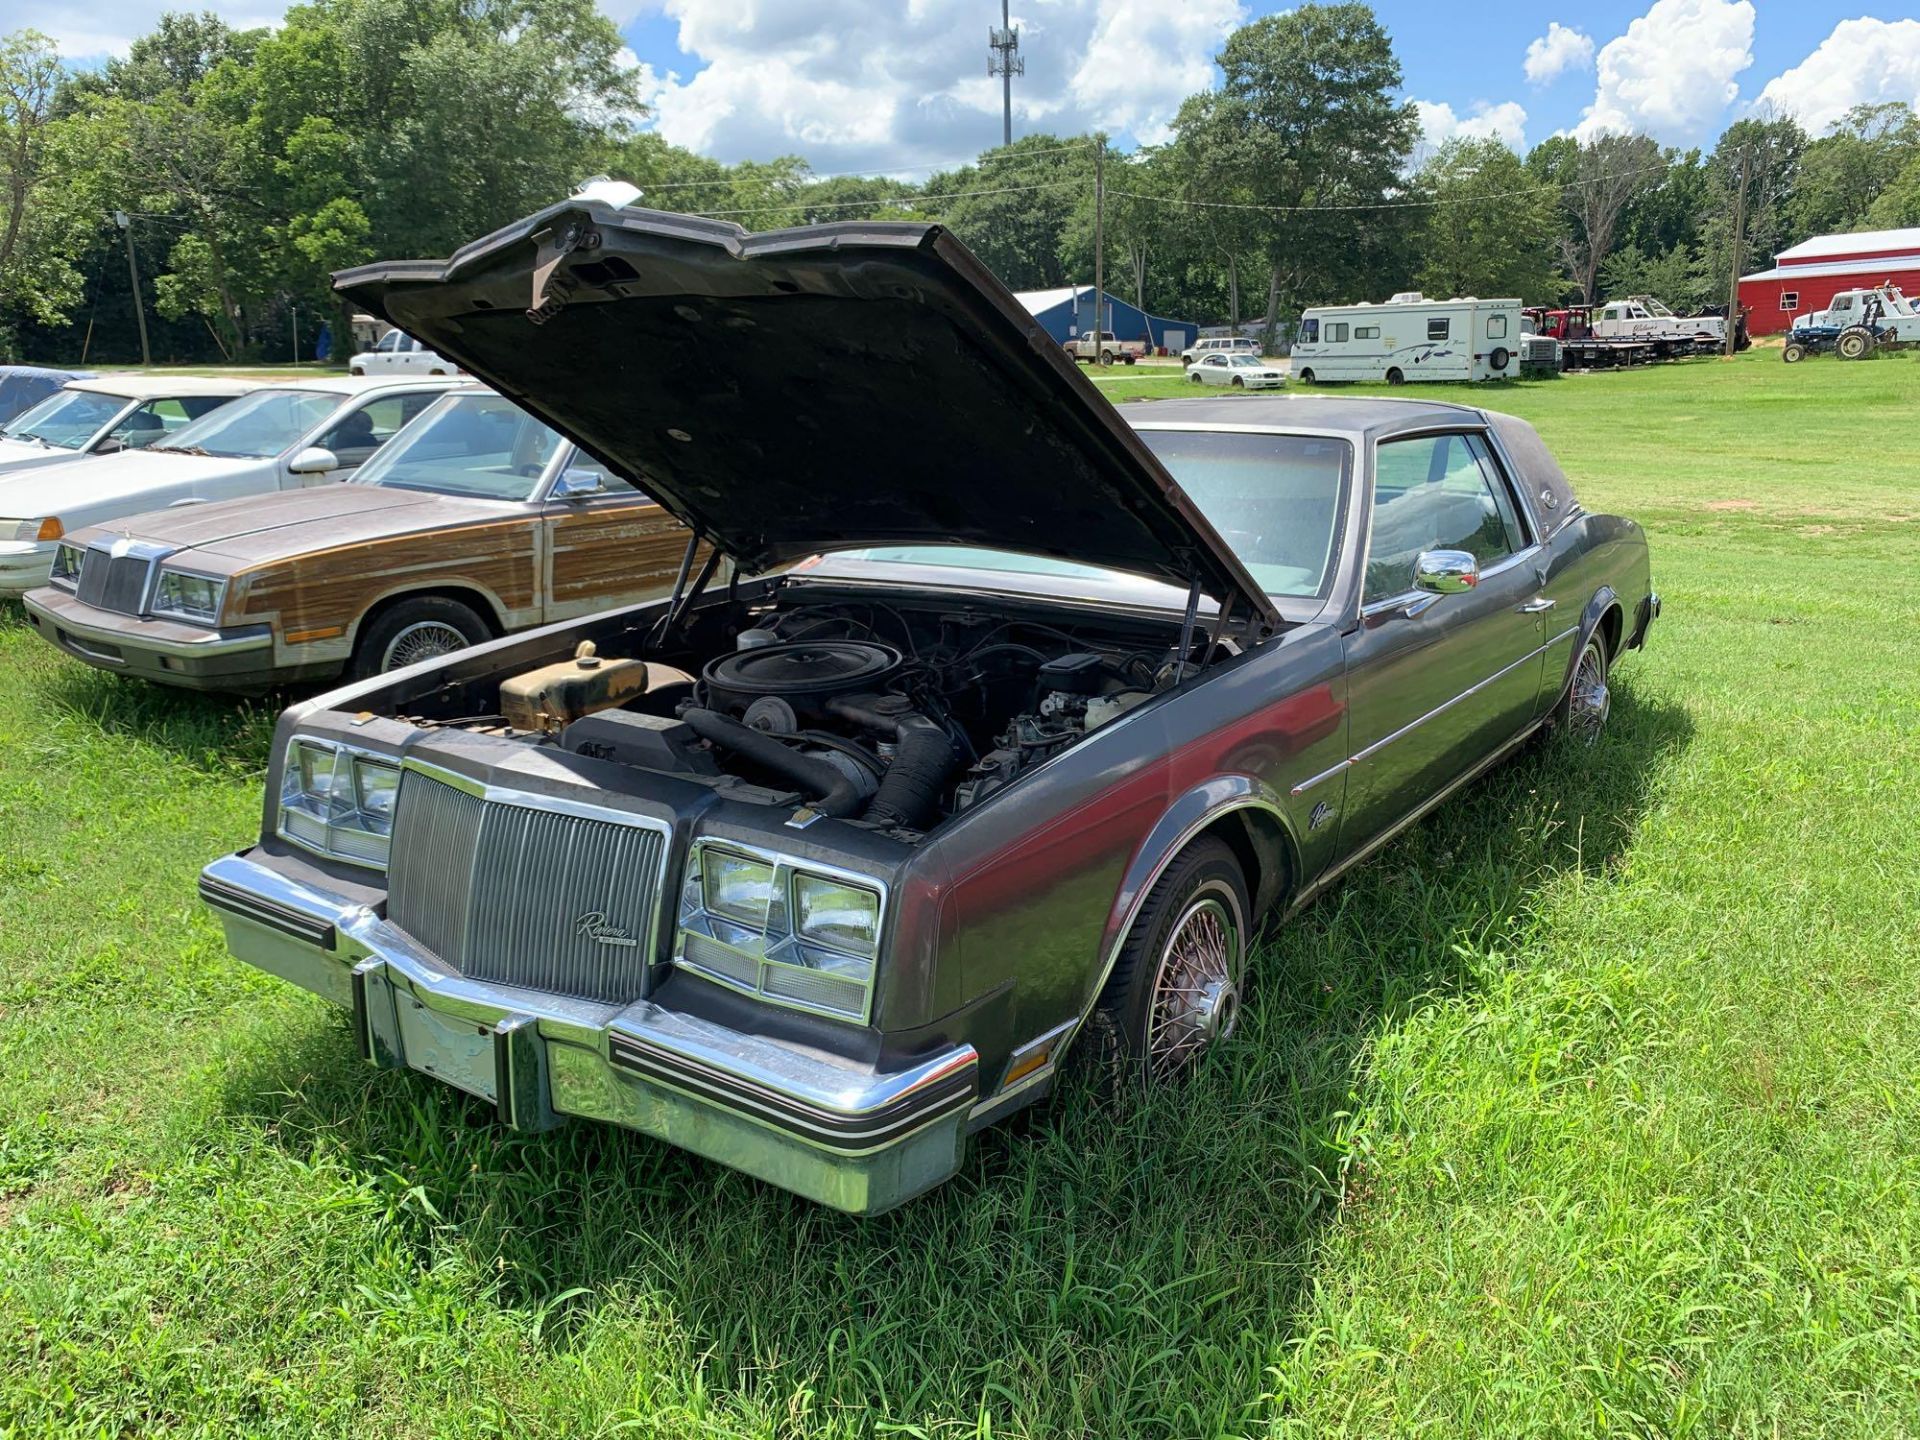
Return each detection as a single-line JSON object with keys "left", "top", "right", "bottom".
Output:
{"left": 352, "top": 392, "right": 564, "bottom": 500}
{"left": 2, "top": 388, "right": 126, "bottom": 449}
{"left": 836, "top": 431, "right": 1350, "bottom": 601}
{"left": 156, "top": 388, "right": 334, "bottom": 459}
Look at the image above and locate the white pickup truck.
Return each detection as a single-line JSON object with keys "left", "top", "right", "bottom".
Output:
{"left": 1066, "top": 331, "right": 1146, "bottom": 367}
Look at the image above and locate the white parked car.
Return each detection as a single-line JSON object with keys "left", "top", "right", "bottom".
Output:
{"left": 1181, "top": 336, "right": 1262, "bottom": 367}
{"left": 0, "top": 376, "right": 256, "bottom": 477}
{"left": 349, "top": 329, "right": 461, "bottom": 376}
{"left": 0, "top": 375, "right": 461, "bottom": 596}
{"left": 1187, "top": 352, "right": 1287, "bottom": 390}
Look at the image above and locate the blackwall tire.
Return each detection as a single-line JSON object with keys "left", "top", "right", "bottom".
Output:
{"left": 1385, "top": 367, "right": 1406, "bottom": 385}
{"left": 351, "top": 596, "right": 493, "bottom": 679}
{"left": 1488, "top": 346, "right": 1510, "bottom": 371}
{"left": 1092, "top": 837, "right": 1250, "bottom": 1085}
{"left": 1297, "top": 368, "right": 1314, "bottom": 384}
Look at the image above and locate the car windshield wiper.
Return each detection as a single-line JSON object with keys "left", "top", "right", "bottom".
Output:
{"left": 158, "top": 444, "right": 213, "bottom": 456}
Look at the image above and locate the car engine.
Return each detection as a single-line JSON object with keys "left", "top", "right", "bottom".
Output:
{"left": 412, "top": 599, "right": 1181, "bottom": 840}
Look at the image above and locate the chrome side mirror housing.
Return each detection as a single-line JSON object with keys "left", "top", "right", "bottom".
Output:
{"left": 1413, "top": 549, "right": 1480, "bottom": 595}
{"left": 550, "top": 469, "right": 606, "bottom": 500}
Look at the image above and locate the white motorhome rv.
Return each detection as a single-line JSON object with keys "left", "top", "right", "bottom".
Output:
{"left": 1291, "top": 293, "right": 1522, "bottom": 384}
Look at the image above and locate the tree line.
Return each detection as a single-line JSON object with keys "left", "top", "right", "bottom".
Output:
{"left": 4, "top": 1, "right": 1919, "bottom": 363}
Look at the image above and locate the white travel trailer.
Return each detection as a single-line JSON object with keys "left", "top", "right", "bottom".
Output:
{"left": 1291, "top": 293, "right": 1523, "bottom": 384}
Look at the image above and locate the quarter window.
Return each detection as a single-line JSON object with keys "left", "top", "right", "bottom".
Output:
{"left": 1487, "top": 314, "right": 1508, "bottom": 338}
{"left": 1427, "top": 318, "right": 1450, "bottom": 341}
{"left": 1364, "top": 433, "right": 1525, "bottom": 602}
{"left": 1327, "top": 322, "right": 1350, "bottom": 343}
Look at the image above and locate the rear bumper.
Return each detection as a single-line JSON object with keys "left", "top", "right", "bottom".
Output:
{"left": 1629, "top": 589, "right": 1661, "bottom": 650}
{"left": 199, "top": 851, "right": 978, "bottom": 1214}
{"left": 21, "top": 587, "right": 295, "bottom": 692}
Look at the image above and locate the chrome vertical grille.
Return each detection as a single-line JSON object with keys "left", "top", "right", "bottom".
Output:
{"left": 76, "top": 545, "right": 158, "bottom": 615}
{"left": 387, "top": 766, "right": 670, "bottom": 1004}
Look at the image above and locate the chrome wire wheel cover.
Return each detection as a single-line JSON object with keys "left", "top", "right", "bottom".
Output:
{"left": 382, "top": 619, "right": 472, "bottom": 671}
{"left": 1568, "top": 642, "right": 1610, "bottom": 744}
{"left": 1145, "top": 888, "right": 1245, "bottom": 1079}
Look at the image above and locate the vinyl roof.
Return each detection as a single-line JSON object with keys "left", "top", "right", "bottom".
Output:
{"left": 1120, "top": 393, "right": 1487, "bottom": 437}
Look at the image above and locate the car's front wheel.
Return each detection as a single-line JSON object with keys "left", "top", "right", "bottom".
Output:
{"left": 1093, "top": 837, "right": 1249, "bottom": 1082}
{"left": 350, "top": 595, "right": 493, "bottom": 679}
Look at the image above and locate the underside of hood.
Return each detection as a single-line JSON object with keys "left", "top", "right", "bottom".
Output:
{"left": 334, "top": 201, "right": 1277, "bottom": 630}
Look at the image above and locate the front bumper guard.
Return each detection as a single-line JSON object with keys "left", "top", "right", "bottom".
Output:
{"left": 199, "top": 852, "right": 978, "bottom": 1214}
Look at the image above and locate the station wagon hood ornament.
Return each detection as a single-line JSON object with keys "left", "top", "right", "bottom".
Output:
{"left": 333, "top": 200, "right": 1279, "bottom": 629}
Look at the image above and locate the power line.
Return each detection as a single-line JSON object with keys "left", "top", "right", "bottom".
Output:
{"left": 690, "top": 176, "right": 1084, "bottom": 219}
{"left": 631, "top": 139, "right": 1094, "bottom": 194}
{"left": 1109, "top": 158, "right": 1677, "bottom": 215}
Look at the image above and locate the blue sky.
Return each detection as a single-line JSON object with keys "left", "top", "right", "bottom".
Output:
{"left": 38, "top": 1, "right": 1920, "bottom": 176}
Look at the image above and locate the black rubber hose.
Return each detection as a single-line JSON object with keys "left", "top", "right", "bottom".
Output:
{"left": 827, "top": 698, "right": 958, "bottom": 830}
{"left": 680, "top": 708, "right": 865, "bottom": 817}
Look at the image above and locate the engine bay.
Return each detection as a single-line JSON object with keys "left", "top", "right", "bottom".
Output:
{"left": 400, "top": 593, "right": 1209, "bottom": 841}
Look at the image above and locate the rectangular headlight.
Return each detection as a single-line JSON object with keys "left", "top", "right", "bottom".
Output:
{"left": 674, "top": 842, "right": 887, "bottom": 1023}
{"left": 49, "top": 542, "right": 86, "bottom": 588}
{"left": 1, "top": 518, "right": 62, "bottom": 542}
{"left": 150, "top": 568, "right": 226, "bottom": 625}
{"left": 278, "top": 738, "right": 400, "bottom": 868}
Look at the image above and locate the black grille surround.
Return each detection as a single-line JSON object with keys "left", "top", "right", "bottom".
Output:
{"left": 386, "top": 763, "right": 673, "bottom": 1005}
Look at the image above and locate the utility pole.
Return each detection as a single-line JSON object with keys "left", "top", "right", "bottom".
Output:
{"left": 114, "top": 211, "right": 152, "bottom": 367}
{"left": 1725, "top": 142, "right": 1751, "bottom": 360}
{"left": 987, "top": 1, "right": 1023, "bottom": 149}
{"left": 1092, "top": 137, "right": 1106, "bottom": 351}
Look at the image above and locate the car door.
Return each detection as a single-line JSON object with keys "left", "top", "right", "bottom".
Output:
{"left": 1200, "top": 354, "right": 1229, "bottom": 386}
{"left": 1334, "top": 429, "right": 1545, "bottom": 860}
{"left": 538, "top": 451, "right": 694, "bottom": 622}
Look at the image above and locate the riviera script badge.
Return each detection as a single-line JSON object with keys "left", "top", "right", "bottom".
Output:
{"left": 574, "top": 911, "right": 638, "bottom": 947}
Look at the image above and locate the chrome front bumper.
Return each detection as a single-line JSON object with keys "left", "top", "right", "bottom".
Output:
{"left": 22, "top": 588, "right": 279, "bottom": 690}
{"left": 199, "top": 852, "right": 978, "bottom": 1214}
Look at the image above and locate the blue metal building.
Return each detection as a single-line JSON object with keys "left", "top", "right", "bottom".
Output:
{"left": 1013, "top": 286, "right": 1200, "bottom": 355}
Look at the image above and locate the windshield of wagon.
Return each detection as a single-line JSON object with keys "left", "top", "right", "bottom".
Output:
{"left": 154, "top": 388, "right": 333, "bottom": 459}
{"left": 836, "top": 431, "right": 1351, "bottom": 601}
{"left": 1, "top": 388, "right": 126, "bottom": 449}
{"left": 352, "top": 392, "right": 564, "bottom": 501}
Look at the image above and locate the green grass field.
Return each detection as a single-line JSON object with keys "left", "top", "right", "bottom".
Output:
{"left": 3, "top": 351, "right": 1918, "bottom": 1437}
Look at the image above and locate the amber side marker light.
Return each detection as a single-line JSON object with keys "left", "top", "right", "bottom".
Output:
{"left": 33, "top": 518, "right": 63, "bottom": 541}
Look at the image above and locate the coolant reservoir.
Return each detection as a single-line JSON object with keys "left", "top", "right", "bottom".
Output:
{"left": 501, "top": 641, "right": 653, "bottom": 734}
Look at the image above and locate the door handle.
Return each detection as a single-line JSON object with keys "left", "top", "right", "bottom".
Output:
{"left": 1519, "top": 597, "right": 1557, "bottom": 613}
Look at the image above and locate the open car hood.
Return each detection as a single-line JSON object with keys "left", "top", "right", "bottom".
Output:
{"left": 334, "top": 201, "right": 1277, "bottom": 629}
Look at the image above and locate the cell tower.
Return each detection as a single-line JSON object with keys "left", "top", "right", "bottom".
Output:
{"left": 988, "top": 1, "right": 1023, "bottom": 149}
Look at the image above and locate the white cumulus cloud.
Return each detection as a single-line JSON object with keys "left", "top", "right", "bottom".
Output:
{"left": 1524, "top": 23, "right": 1595, "bottom": 87}
{"left": 1574, "top": 0, "right": 1755, "bottom": 143}
{"left": 1755, "top": 18, "right": 1920, "bottom": 137}
{"left": 1415, "top": 98, "right": 1529, "bottom": 152}
{"left": 644, "top": 0, "right": 1246, "bottom": 175}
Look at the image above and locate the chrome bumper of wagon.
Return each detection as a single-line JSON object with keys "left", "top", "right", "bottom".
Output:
{"left": 199, "top": 852, "right": 978, "bottom": 1215}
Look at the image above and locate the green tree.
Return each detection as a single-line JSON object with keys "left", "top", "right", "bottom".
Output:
{"left": 1692, "top": 114, "right": 1807, "bottom": 315}
{"left": 1557, "top": 134, "right": 1666, "bottom": 303}
{"left": 931, "top": 134, "right": 1098, "bottom": 292}
{"left": 1414, "top": 138, "right": 1561, "bottom": 303}
{"left": 1174, "top": 4, "right": 1421, "bottom": 342}
{"left": 1791, "top": 102, "right": 1920, "bottom": 235}
{"left": 1867, "top": 152, "right": 1920, "bottom": 228}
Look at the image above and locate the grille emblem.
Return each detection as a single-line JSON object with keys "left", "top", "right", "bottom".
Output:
{"left": 574, "top": 911, "right": 638, "bottom": 947}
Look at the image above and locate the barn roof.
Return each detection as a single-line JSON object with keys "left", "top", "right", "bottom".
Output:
{"left": 1773, "top": 228, "right": 1920, "bottom": 265}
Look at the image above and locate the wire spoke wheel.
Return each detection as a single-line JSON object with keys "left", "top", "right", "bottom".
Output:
{"left": 1144, "top": 890, "right": 1244, "bottom": 1080}
{"left": 382, "top": 619, "right": 473, "bottom": 671}
{"left": 1567, "top": 640, "right": 1611, "bottom": 745}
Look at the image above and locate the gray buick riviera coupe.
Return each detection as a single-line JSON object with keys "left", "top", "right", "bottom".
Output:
{"left": 199, "top": 197, "right": 1657, "bottom": 1214}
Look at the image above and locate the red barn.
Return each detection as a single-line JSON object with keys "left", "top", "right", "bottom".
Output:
{"left": 1739, "top": 227, "right": 1920, "bottom": 336}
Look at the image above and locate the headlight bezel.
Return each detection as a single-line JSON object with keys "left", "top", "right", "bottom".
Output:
{"left": 674, "top": 839, "right": 887, "bottom": 1025}
{"left": 149, "top": 566, "right": 228, "bottom": 626}
{"left": 1, "top": 517, "right": 63, "bottom": 543}
{"left": 277, "top": 737, "right": 401, "bottom": 869}
{"left": 48, "top": 540, "right": 87, "bottom": 589}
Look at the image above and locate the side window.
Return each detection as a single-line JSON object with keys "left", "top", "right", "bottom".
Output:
{"left": 1327, "top": 322, "right": 1349, "bottom": 343}
{"left": 375, "top": 330, "right": 404, "bottom": 353}
{"left": 1487, "top": 314, "right": 1508, "bottom": 338}
{"left": 109, "top": 399, "right": 189, "bottom": 447}
{"left": 1299, "top": 318, "right": 1319, "bottom": 343}
{"left": 1427, "top": 317, "right": 1450, "bottom": 341}
{"left": 1355, "top": 325, "right": 1379, "bottom": 340}
{"left": 318, "top": 394, "right": 427, "bottom": 467}
{"left": 1364, "top": 434, "right": 1522, "bottom": 602}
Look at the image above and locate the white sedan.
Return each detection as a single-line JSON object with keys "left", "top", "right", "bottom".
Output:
{"left": 0, "top": 374, "right": 461, "bottom": 596}
{"left": 1187, "top": 353, "right": 1286, "bottom": 389}
{"left": 0, "top": 375, "right": 256, "bottom": 476}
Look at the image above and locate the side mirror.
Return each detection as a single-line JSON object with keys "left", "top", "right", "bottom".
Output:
{"left": 92, "top": 437, "right": 126, "bottom": 456}
{"left": 287, "top": 446, "right": 340, "bottom": 475}
{"left": 1413, "top": 549, "right": 1480, "bottom": 595}
{"left": 550, "top": 469, "right": 606, "bottom": 500}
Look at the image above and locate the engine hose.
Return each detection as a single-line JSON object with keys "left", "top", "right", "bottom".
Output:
{"left": 826, "top": 699, "right": 958, "bottom": 830}
{"left": 680, "top": 708, "right": 866, "bottom": 817}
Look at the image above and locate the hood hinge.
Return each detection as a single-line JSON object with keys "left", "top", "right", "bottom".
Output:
{"left": 526, "top": 216, "right": 604, "bottom": 324}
